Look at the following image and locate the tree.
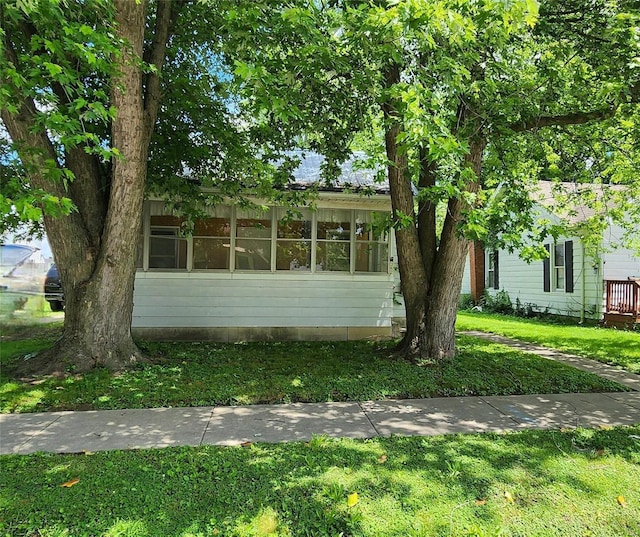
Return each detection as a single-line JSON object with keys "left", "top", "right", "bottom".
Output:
{"left": 223, "top": 0, "right": 640, "bottom": 360}
{"left": 1, "top": 0, "right": 320, "bottom": 374}
{"left": 1, "top": 0, "right": 184, "bottom": 373}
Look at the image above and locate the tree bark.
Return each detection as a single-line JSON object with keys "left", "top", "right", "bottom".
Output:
{"left": 381, "top": 63, "right": 428, "bottom": 356}
{"left": 421, "top": 136, "right": 485, "bottom": 360}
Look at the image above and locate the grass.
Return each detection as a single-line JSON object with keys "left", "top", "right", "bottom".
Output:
{"left": 1, "top": 324, "right": 627, "bottom": 413}
{"left": 1, "top": 427, "right": 639, "bottom": 536}
{"left": 456, "top": 311, "right": 640, "bottom": 374}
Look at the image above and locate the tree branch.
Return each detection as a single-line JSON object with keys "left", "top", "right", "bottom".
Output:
{"left": 13, "top": 15, "right": 107, "bottom": 247}
{"left": 142, "top": 0, "right": 182, "bottom": 145}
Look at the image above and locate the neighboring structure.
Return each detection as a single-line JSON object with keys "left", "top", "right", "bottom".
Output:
{"left": 479, "top": 182, "right": 640, "bottom": 327}
{"left": 132, "top": 154, "right": 398, "bottom": 341}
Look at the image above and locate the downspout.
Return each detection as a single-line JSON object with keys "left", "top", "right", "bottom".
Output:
{"left": 580, "top": 239, "right": 586, "bottom": 323}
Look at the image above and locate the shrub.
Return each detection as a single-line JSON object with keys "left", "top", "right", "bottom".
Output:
{"left": 481, "top": 290, "right": 513, "bottom": 315}
{"left": 459, "top": 293, "right": 476, "bottom": 310}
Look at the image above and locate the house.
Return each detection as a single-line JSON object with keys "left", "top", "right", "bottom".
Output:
{"left": 131, "top": 153, "right": 399, "bottom": 341}
{"left": 478, "top": 182, "right": 640, "bottom": 327}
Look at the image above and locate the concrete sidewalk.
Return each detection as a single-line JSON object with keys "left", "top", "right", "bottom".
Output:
{"left": 2, "top": 393, "right": 640, "bottom": 454}
{"left": 1, "top": 333, "right": 639, "bottom": 455}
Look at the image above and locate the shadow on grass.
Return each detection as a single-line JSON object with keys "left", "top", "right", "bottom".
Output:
{"left": 1, "top": 427, "right": 639, "bottom": 536}
{"left": 1, "top": 336, "right": 628, "bottom": 413}
{"left": 456, "top": 311, "right": 640, "bottom": 373}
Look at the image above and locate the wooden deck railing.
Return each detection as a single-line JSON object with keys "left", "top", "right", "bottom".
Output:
{"left": 605, "top": 279, "right": 640, "bottom": 316}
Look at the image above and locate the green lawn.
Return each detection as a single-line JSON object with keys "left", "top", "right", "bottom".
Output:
{"left": 1, "top": 427, "right": 639, "bottom": 536}
{"left": 456, "top": 312, "right": 640, "bottom": 374}
{"left": 1, "top": 323, "right": 627, "bottom": 413}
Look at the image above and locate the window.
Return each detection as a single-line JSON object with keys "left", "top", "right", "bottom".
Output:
{"left": 487, "top": 250, "right": 499, "bottom": 289}
{"left": 149, "top": 216, "right": 187, "bottom": 269}
{"left": 316, "top": 208, "right": 351, "bottom": 271}
{"left": 235, "top": 208, "right": 272, "bottom": 270}
{"left": 554, "top": 243, "right": 565, "bottom": 290}
{"left": 142, "top": 202, "right": 391, "bottom": 274}
{"left": 276, "top": 208, "right": 312, "bottom": 270}
{"left": 354, "top": 210, "right": 388, "bottom": 273}
{"left": 193, "top": 207, "right": 232, "bottom": 270}
{"left": 543, "top": 241, "right": 574, "bottom": 293}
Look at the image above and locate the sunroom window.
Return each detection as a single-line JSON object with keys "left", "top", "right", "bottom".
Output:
{"left": 276, "top": 208, "right": 312, "bottom": 271}
{"left": 316, "top": 208, "right": 351, "bottom": 271}
{"left": 193, "top": 207, "right": 232, "bottom": 270}
{"left": 355, "top": 210, "right": 388, "bottom": 273}
{"left": 149, "top": 215, "right": 187, "bottom": 269}
{"left": 235, "top": 207, "right": 272, "bottom": 270}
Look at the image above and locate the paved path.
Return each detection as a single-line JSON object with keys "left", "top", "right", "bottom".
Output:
{"left": 2, "top": 333, "right": 639, "bottom": 455}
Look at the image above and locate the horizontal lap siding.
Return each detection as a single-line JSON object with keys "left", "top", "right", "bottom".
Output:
{"left": 132, "top": 273, "right": 394, "bottom": 328}
{"left": 486, "top": 240, "right": 601, "bottom": 318}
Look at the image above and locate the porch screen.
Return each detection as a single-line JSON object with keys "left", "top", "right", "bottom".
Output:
{"left": 355, "top": 210, "right": 389, "bottom": 272}
{"left": 276, "top": 208, "right": 312, "bottom": 271}
{"left": 149, "top": 215, "right": 187, "bottom": 269}
{"left": 193, "top": 206, "right": 232, "bottom": 270}
{"left": 317, "top": 208, "right": 351, "bottom": 271}
{"left": 235, "top": 208, "right": 272, "bottom": 270}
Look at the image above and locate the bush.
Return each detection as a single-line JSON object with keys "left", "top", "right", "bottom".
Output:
{"left": 458, "top": 293, "right": 476, "bottom": 310}
{"left": 514, "top": 298, "right": 538, "bottom": 318}
{"left": 481, "top": 290, "right": 513, "bottom": 315}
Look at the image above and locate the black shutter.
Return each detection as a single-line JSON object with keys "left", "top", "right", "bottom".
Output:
{"left": 565, "top": 241, "right": 574, "bottom": 293}
{"left": 543, "top": 244, "right": 551, "bottom": 292}
{"left": 493, "top": 251, "right": 499, "bottom": 289}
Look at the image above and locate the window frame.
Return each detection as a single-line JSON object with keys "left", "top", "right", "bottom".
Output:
{"left": 553, "top": 243, "right": 565, "bottom": 291}
{"left": 141, "top": 202, "right": 392, "bottom": 275}
{"left": 148, "top": 225, "right": 187, "bottom": 270}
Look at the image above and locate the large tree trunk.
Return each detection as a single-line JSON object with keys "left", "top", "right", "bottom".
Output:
{"left": 2, "top": 0, "right": 176, "bottom": 374}
{"left": 421, "top": 137, "right": 486, "bottom": 360}
{"left": 381, "top": 64, "right": 428, "bottom": 355}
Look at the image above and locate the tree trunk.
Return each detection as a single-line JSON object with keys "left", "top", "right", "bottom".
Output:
{"left": 2, "top": 0, "right": 176, "bottom": 375}
{"left": 421, "top": 136, "right": 486, "bottom": 360}
{"left": 381, "top": 63, "right": 428, "bottom": 355}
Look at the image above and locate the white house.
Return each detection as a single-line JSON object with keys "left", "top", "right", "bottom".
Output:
{"left": 480, "top": 182, "right": 640, "bottom": 326}
{"left": 131, "top": 154, "right": 399, "bottom": 341}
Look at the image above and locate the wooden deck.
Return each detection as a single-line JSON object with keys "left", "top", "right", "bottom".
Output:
{"left": 603, "top": 279, "right": 640, "bottom": 328}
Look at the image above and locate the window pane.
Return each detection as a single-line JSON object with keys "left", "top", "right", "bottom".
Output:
{"left": 316, "top": 242, "right": 350, "bottom": 271}
{"left": 355, "top": 211, "right": 388, "bottom": 241}
{"left": 276, "top": 241, "right": 312, "bottom": 270}
{"left": 236, "top": 208, "right": 272, "bottom": 238}
{"left": 151, "top": 215, "right": 182, "bottom": 227}
{"left": 194, "top": 216, "right": 231, "bottom": 237}
{"left": 193, "top": 238, "right": 230, "bottom": 269}
{"left": 355, "top": 242, "right": 388, "bottom": 272}
{"left": 278, "top": 218, "right": 312, "bottom": 239}
{"left": 149, "top": 230, "right": 187, "bottom": 269}
{"left": 317, "top": 208, "right": 350, "bottom": 240}
{"left": 235, "top": 239, "right": 271, "bottom": 270}
{"left": 556, "top": 268, "right": 565, "bottom": 290}
{"left": 554, "top": 243, "right": 564, "bottom": 267}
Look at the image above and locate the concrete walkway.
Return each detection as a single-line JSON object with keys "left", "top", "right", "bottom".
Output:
{"left": 2, "top": 333, "right": 639, "bottom": 455}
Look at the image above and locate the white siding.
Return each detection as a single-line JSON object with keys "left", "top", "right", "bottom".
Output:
{"left": 461, "top": 255, "right": 471, "bottom": 295}
{"left": 133, "top": 272, "right": 394, "bottom": 328}
{"left": 485, "top": 238, "right": 603, "bottom": 319}
{"left": 602, "top": 223, "right": 640, "bottom": 280}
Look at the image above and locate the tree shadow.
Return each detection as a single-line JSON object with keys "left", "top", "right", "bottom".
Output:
{"left": 2, "top": 427, "right": 639, "bottom": 536}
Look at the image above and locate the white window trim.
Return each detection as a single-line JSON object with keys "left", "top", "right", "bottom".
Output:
{"left": 553, "top": 242, "right": 565, "bottom": 291}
